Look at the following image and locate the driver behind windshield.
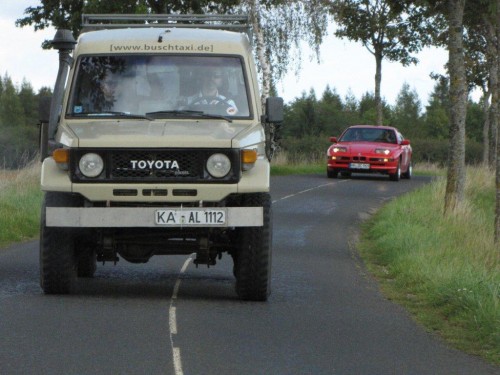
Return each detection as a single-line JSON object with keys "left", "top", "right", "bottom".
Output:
{"left": 186, "top": 68, "right": 238, "bottom": 115}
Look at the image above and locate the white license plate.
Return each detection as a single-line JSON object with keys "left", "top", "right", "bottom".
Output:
{"left": 350, "top": 163, "right": 370, "bottom": 170}
{"left": 155, "top": 209, "right": 226, "bottom": 226}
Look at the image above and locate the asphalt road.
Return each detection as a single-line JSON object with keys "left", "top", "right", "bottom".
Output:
{"left": 0, "top": 174, "right": 498, "bottom": 375}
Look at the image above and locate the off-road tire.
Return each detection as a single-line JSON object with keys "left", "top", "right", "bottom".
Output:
{"left": 234, "top": 193, "right": 272, "bottom": 301}
{"left": 40, "top": 192, "right": 80, "bottom": 294}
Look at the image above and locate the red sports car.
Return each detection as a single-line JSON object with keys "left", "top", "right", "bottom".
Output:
{"left": 327, "top": 125, "right": 412, "bottom": 181}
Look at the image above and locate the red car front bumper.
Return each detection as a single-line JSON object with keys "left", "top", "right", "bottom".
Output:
{"left": 327, "top": 155, "right": 398, "bottom": 175}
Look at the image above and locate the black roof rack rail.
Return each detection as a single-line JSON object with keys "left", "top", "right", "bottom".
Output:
{"left": 81, "top": 14, "right": 252, "bottom": 39}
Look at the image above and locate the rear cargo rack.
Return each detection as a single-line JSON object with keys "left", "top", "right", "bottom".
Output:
{"left": 81, "top": 14, "right": 252, "bottom": 39}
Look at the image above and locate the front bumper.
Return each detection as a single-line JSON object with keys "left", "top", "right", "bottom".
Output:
{"left": 46, "top": 207, "right": 263, "bottom": 227}
{"left": 327, "top": 156, "right": 398, "bottom": 173}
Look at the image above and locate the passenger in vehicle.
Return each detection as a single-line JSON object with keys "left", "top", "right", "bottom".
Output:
{"left": 100, "top": 73, "right": 119, "bottom": 107}
{"left": 99, "top": 70, "right": 137, "bottom": 113}
{"left": 382, "top": 130, "right": 396, "bottom": 144}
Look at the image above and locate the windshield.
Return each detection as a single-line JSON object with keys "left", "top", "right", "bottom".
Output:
{"left": 67, "top": 55, "right": 251, "bottom": 119}
{"left": 340, "top": 128, "right": 397, "bottom": 144}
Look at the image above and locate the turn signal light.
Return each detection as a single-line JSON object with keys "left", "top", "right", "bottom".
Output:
{"left": 52, "top": 148, "right": 69, "bottom": 170}
{"left": 241, "top": 149, "right": 257, "bottom": 171}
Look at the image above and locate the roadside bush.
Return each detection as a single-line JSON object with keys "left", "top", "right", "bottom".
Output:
{"left": 280, "top": 134, "right": 484, "bottom": 167}
{"left": 280, "top": 135, "right": 330, "bottom": 164}
{"left": 411, "top": 138, "right": 482, "bottom": 165}
{"left": 410, "top": 138, "right": 448, "bottom": 165}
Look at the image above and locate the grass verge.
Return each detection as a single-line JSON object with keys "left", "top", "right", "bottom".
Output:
{"left": 358, "top": 166, "right": 499, "bottom": 365}
{"left": 0, "top": 162, "right": 42, "bottom": 248}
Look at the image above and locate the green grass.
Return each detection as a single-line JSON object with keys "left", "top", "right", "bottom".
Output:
{"left": 358, "top": 167, "right": 499, "bottom": 364}
{"left": 0, "top": 162, "right": 42, "bottom": 248}
{"left": 271, "top": 162, "right": 324, "bottom": 175}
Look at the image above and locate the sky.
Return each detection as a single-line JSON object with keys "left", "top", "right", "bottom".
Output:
{"left": 1, "top": 0, "right": 461, "bottom": 108}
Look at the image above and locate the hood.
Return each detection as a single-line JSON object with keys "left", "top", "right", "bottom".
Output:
{"left": 341, "top": 142, "right": 399, "bottom": 154}
{"left": 64, "top": 119, "right": 259, "bottom": 148}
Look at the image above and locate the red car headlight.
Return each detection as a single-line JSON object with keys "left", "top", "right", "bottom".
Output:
{"left": 332, "top": 146, "right": 347, "bottom": 153}
{"left": 375, "top": 148, "right": 391, "bottom": 155}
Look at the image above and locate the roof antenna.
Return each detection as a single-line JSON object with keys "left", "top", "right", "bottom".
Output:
{"left": 158, "top": 29, "right": 171, "bottom": 43}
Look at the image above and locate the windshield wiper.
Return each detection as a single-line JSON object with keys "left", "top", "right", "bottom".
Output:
{"left": 72, "top": 111, "right": 153, "bottom": 120}
{"left": 145, "top": 110, "right": 232, "bottom": 123}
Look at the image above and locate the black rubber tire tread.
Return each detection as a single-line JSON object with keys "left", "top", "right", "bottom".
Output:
{"left": 234, "top": 193, "right": 272, "bottom": 301}
{"left": 40, "top": 192, "right": 79, "bottom": 294}
{"left": 402, "top": 161, "right": 412, "bottom": 179}
{"left": 390, "top": 160, "right": 401, "bottom": 181}
{"left": 327, "top": 168, "right": 338, "bottom": 178}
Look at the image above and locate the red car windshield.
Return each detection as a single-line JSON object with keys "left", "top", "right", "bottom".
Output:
{"left": 340, "top": 128, "right": 397, "bottom": 144}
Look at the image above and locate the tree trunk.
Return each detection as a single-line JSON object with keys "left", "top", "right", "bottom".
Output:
{"left": 489, "top": 85, "right": 498, "bottom": 169}
{"left": 375, "top": 50, "right": 383, "bottom": 125}
{"left": 481, "top": 91, "right": 490, "bottom": 164}
{"left": 444, "top": 0, "right": 467, "bottom": 215}
{"left": 484, "top": 14, "right": 498, "bottom": 167}
{"left": 494, "top": 0, "right": 500, "bottom": 243}
{"left": 496, "top": 119, "right": 500, "bottom": 241}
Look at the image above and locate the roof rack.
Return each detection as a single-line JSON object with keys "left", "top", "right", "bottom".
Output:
{"left": 81, "top": 14, "right": 252, "bottom": 39}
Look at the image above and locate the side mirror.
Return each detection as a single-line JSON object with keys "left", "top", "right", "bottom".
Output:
{"left": 330, "top": 137, "right": 337, "bottom": 143}
{"left": 39, "top": 96, "right": 52, "bottom": 124}
{"left": 38, "top": 96, "right": 52, "bottom": 161}
{"left": 265, "top": 97, "right": 284, "bottom": 123}
{"left": 401, "top": 139, "right": 410, "bottom": 145}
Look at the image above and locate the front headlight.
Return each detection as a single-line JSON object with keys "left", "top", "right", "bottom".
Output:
{"left": 79, "top": 153, "right": 104, "bottom": 178}
{"left": 332, "top": 146, "right": 347, "bottom": 153}
{"left": 375, "top": 148, "right": 391, "bottom": 155}
{"left": 206, "top": 153, "right": 231, "bottom": 178}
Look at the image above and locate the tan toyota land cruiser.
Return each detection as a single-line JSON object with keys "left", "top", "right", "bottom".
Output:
{"left": 39, "top": 14, "right": 283, "bottom": 301}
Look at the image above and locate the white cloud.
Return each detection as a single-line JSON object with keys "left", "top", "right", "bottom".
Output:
{"left": 278, "top": 32, "right": 450, "bottom": 107}
{"left": 0, "top": 1, "right": 58, "bottom": 90}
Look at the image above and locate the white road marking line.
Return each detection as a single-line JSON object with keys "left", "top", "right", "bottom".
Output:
{"left": 172, "top": 279, "right": 181, "bottom": 300}
{"left": 169, "top": 256, "right": 193, "bottom": 375}
{"left": 272, "top": 181, "right": 342, "bottom": 204}
{"left": 166, "top": 179, "right": 342, "bottom": 374}
{"left": 173, "top": 347, "right": 183, "bottom": 375}
{"left": 169, "top": 307, "right": 177, "bottom": 334}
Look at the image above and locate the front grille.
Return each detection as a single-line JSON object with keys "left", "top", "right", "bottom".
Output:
{"left": 352, "top": 156, "right": 367, "bottom": 161}
{"left": 110, "top": 151, "right": 200, "bottom": 179}
{"left": 71, "top": 148, "right": 240, "bottom": 183}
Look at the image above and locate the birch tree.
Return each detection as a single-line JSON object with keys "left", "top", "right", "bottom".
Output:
{"left": 239, "top": 0, "right": 329, "bottom": 105}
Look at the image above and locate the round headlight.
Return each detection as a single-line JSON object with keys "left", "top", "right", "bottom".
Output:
{"left": 79, "top": 153, "right": 104, "bottom": 178}
{"left": 206, "top": 153, "right": 231, "bottom": 178}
